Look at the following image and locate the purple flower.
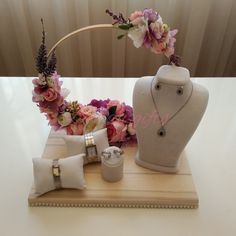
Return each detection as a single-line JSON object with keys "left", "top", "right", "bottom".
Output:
{"left": 58, "top": 103, "right": 67, "bottom": 113}
{"left": 123, "top": 105, "right": 133, "bottom": 122}
{"left": 98, "top": 107, "right": 109, "bottom": 117}
{"left": 143, "top": 31, "right": 152, "bottom": 48}
{"left": 89, "top": 99, "right": 110, "bottom": 108}
{"left": 142, "top": 24, "right": 162, "bottom": 49}
{"left": 143, "top": 8, "right": 159, "bottom": 23}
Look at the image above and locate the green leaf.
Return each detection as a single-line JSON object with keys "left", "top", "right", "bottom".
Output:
{"left": 117, "top": 34, "right": 125, "bottom": 40}
{"left": 109, "top": 106, "right": 117, "bottom": 115}
{"left": 118, "top": 24, "right": 132, "bottom": 30}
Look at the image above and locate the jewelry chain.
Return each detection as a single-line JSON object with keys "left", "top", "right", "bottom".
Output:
{"left": 150, "top": 77, "right": 193, "bottom": 130}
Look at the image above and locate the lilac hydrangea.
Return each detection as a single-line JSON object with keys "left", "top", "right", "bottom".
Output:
{"left": 143, "top": 8, "right": 159, "bottom": 23}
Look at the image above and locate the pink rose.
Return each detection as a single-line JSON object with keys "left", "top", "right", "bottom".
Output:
{"left": 131, "top": 16, "right": 145, "bottom": 26}
{"left": 107, "top": 120, "right": 127, "bottom": 143}
{"left": 79, "top": 105, "right": 97, "bottom": 118}
{"left": 151, "top": 41, "right": 166, "bottom": 54}
{"left": 129, "top": 11, "right": 143, "bottom": 21}
{"left": 106, "top": 123, "right": 116, "bottom": 142}
{"left": 129, "top": 11, "right": 146, "bottom": 26}
{"left": 43, "top": 88, "right": 58, "bottom": 101}
{"left": 107, "top": 100, "right": 125, "bottom": 117}
{"left": 66, "top": 121, "right": 84, "bottom": 135}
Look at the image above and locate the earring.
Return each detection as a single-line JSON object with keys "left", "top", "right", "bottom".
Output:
{"left": 155, "top": 83, "right": 161, "bottom": 90}
{"left": 176, "top": 86, "right": 183, "bottom": 95}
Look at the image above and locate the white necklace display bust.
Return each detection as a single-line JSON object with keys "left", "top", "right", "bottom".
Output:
{"left": 133, "top": 65, "right": 209, "bottom": 173}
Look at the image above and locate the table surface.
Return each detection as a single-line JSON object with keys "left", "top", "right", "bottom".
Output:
{"left": 0, "top": 76, "right": 236, "bottom": 236}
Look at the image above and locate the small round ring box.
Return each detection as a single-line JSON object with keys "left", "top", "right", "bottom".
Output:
{"left": 101, "top": 146, "right": 124, "bottom": 182}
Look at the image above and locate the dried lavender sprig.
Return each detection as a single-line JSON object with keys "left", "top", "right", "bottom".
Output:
{"left": 46, "top": 50, "right": 57, "bottom": 76}
{"left": 41, "top": 18, "right": 45, "bottom": 45}
{"left": 105, "top": 9, "right": 114, "bottom": 17}
{"left": 36, "top": 18, "right": 57, "bottom": 77}
{"left": 36, "top": 18, "right": 47, "bottom": 75}
{"left": 118, "top": 13, "right": 126, "bottom": 23}
{"left": 105, "top": 9, "right": 128, "bottom": 25}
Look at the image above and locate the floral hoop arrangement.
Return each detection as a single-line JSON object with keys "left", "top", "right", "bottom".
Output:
{"left": 32, "top": 8, "right": 178, "bottom": 145}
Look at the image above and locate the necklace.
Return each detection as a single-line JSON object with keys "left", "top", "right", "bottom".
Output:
{"left": 150, "top": 77, "right": 193, "bottom": 137}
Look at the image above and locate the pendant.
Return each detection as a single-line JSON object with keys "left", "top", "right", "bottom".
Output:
{"left": 157, "top": 127, "right": 166, "bottom": 137}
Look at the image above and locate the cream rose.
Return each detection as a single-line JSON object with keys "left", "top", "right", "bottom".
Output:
{"left": 84, "top": 113, "right": 106, "bottom": 133}
{"left": 57, "top": 112, "right": 72, "bottom": 127}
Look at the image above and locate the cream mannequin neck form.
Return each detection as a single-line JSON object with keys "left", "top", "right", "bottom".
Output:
{"left": 133, "top": 65, "right": 209, "bottom": 173}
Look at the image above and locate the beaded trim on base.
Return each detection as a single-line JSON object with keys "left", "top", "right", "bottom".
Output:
{"left": 28, "top": 201, "right": 198, "bottom": 209}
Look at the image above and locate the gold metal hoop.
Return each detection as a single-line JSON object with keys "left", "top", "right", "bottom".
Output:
{"left": 47, "top": 24, "right": 119, "bottom": 58}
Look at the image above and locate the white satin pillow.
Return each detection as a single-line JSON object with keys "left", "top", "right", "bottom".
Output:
{"left": 33, "top": 154, "right": 86, "bottom": 196}
{"left": 63, "top": 128, "right": 109, "bottom": 165}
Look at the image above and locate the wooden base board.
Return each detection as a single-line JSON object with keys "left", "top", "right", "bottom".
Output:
{"left": 28, "top": 130, "right": 198, "bottom": 208}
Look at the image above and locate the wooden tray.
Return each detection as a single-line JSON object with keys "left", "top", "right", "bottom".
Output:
{"left": 28, "top": 130, "right": 198, "bottom": 208}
